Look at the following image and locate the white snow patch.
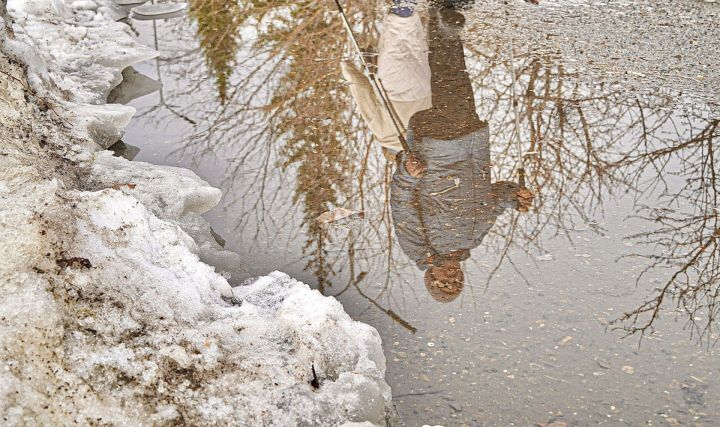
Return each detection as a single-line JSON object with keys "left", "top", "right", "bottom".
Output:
{"left": 6, "top": 0, "right": 157, "bottom": 147}
{"left": 0, "top": 0, "right": 393, "bottom": 424}
{"left": 90, "top": 151, "right": 246, "bottom": 279}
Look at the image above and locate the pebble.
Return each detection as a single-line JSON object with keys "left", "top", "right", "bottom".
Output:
{"left": 448, "top": 402, "right": 462, "bottom": 412}
{"left": 537, "top": 253, "right": 554, "bottom": 261}
{"left": 621, "top": 365, "right": 635, "bottom": 374}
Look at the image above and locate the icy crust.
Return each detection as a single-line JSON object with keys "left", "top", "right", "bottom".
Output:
{"left": 60, "top": 191, "right": 391, "bottom": 426}
{"left": 89, "top": 151, "right": 247, "bottom": 281}
{"left": 91, "top": 151, "right": 223, "bottom": 220}
{"left": 1, "top": 1, "right": 392, "bottom": 425}
{"left": 1, "top": 185, "right": 391, "bottom": 425}
{"left": 6, "top": 0, "right": 157, "bottom": 147}
{"left": 0, "top": 77, "right": 392, "bottom": 426}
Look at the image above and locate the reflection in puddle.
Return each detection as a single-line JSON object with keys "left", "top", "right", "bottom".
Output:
{"left": 188, "top": 0, "right": 243, "bottom": 104}
{"left": 363, "top": 7, "right": 533, "bottom": 304}
{"left": 122, "top": 1, "right": 719, "bottom": 425}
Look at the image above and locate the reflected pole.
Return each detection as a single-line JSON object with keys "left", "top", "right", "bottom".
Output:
{"left": 333, "top": 0, "right": 411, "bottom": 152}
{"left": 505, "top": 0, "right": 527, "bottom": 188}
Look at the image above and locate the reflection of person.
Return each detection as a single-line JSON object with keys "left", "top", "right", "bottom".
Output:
{"left": 341, "top": 1, "right": 431, "bottom": 154}
{"left": 343, "top": 2, "right": 533, "bottom": 302}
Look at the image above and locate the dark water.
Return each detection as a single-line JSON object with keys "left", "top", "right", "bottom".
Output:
{"left": 116, "top": 1, "right": 719, "bottom": 425}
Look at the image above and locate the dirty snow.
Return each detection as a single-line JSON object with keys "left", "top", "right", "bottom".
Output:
{"left": 0, "top": 0, "right": 392, "bottom": 425}
{"left": 6, "top": 0, "right": 156, "bottom": 147}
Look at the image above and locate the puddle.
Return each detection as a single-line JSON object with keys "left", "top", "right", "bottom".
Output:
{"left": 118, "top": 1, "right": 718, "bottom": 425}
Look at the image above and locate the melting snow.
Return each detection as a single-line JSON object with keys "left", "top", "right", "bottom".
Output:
{"left": 0, "top": 0, "right": 392, "bottom": 425}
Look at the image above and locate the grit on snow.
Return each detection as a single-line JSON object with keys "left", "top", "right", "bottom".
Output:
{"left": 0, "top": 0, "right": 392, "bottom": 425}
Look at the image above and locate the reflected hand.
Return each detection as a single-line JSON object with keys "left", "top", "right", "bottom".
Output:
{"left": 516, "top": 188, "right": 534, "bottom": 212}
{"left": 404, "top": 153, "right": 426, "bottom": 179}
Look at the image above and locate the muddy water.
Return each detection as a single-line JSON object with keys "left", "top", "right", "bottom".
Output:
{"left": 117, "top": 2, "right": 719, "bottom": 425}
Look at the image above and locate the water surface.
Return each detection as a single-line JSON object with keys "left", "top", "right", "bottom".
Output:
{"left": 117, "top": 1, "right": 719, "bottom": 425}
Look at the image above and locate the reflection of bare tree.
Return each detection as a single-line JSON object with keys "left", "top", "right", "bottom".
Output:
{"left": 189, "top": 0, "right": 245, "bottom": 104}
{"left": 611, "top": 120, "right": 720, "bottom": 344}
{"left": 131, "top": 3, "right": 718, "bottom": 341}
{"left": 428, "top": 41, "right": 719, "bottom": 343}
{"left": 245, "top": 1, "right": 382, "bottom": 291}
{"left": 472, "top": 48, "right": 719, "bottom": 342}
{"left": 462, "top": 49, "right": 663, "bottom": 285}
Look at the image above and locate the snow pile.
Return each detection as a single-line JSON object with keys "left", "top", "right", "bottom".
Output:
{"left": 0, "top": 1, "right": 392, "bottom": 425}
{"left": 49, "top": 190, "right": 390, "bottom": 426}
{"left": 6, "top": 0, "right": 156, "bottom": 147}
{"left": 89, "top": 152, "right": 246, "bottom": 278}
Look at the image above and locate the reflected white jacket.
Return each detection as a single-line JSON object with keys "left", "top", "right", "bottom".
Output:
{"left": 341, "top": 13, "right": 431, "bottom": 152}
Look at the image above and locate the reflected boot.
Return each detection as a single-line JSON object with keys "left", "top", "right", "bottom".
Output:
{"left": 390, "top": 0, "right": 417, "bottom": 17}
{"left": 429, "top": 0, "right": 475, "bottom": 9}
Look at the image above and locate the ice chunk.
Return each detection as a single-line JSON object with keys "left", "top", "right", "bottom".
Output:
{"left": 71, "top": 103, "right": 136, "bottom": 148}
{"left": 7, "top": 0, "right": 158, "bottom": 149}
{"left": 7, "top": 0, "right": 70, "bottom": 18}
{"left": 132, "top": 2, "right": 187, "bottom": 16}
{"left": 91, "top": 151, "right": 222, "bottom": 217}
{"left": 2, "top": 188, "right": 391, "bottom": 425}
{"left": 90, "top": 152, "right": 246, "bottom": 278}
{"left": 9, "top": 4, "right": 157, "bottom": 104}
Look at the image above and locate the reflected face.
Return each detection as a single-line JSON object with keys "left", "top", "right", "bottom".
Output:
{"left": 425, "top": 261, "right": 465, "bottom": 302}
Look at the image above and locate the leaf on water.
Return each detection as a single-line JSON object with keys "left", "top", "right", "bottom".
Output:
{"left": 517, "top": 188, "right": 534, "bottom": 200}
{"left": 559, "top": 336, "right": 573, "bottom": 345}
{"left": 315, "top": 208, "right": 364, "bottom": 224}
{"left": 111, "top": 183, "right": 137, "bottom": 190}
